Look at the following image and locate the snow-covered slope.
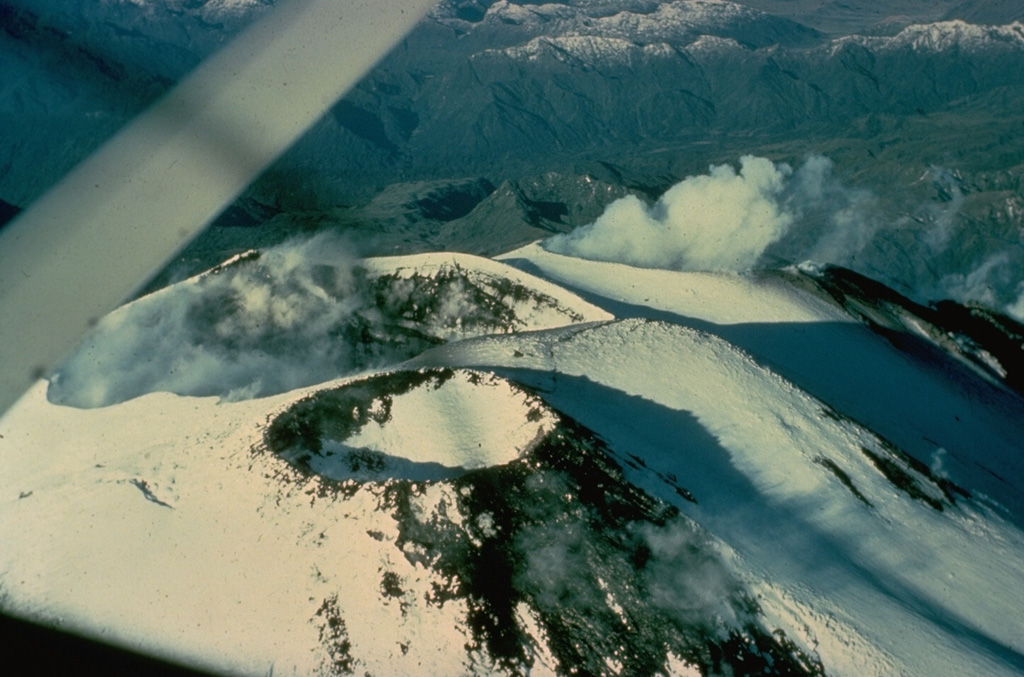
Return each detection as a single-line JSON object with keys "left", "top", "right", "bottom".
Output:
{"left": 410, "top": 317, "right": 1024, "bottom": 675}
{"left": 0, "top": 372, "right": 560, "bottom": 675}
{"left": 4, "top": 247, "right": 1024, "bottom": 675}
{"left": 498, "top": 243, "right": 1024, "bottom": 521}
{"left": 0, "top": 366, "right": 825, "bottom": 676}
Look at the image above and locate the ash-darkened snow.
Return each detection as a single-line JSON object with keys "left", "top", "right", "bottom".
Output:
{"left": 6, "top": 246, "right": 1024, "bottom": 675}
{"left": 255, "top": 367, "right": 825, "bottom": 675}
{"left": 4, "top": 1, "right": 1024, "bottom": 676}
{"left": 47, "top": 240, "right": 605, "bottom": 407}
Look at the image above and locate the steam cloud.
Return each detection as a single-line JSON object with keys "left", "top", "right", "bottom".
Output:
{"left": 514, "top": 473, "right": 746, "bottom": 631}
{"left": 49, "top": 234, "right": 364, "bottom": 408}
{"left": 546, "top": 155, "right": 1024, "bottom": 320}
{"left": 545, "top": 155, "right": 883, "bottom": 273}
{"left": 636, "top": 520, "right": 744, "bottom": 627}
{"left": 48, "top": 233, "right": 513, "bottom": 408}
{"left": 547, "top": 155, "right": 794, "bottom": 272}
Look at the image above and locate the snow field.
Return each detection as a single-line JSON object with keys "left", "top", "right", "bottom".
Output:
{"left": 3, "top": 248, "right": 1024, "bottom": 675}
{"left": 0, "top": 377, "right": 510, "bottom": 674}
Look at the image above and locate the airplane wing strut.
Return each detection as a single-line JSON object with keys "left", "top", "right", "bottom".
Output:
{"left": 0, "top": 0, "right": 439, "bottom": 414}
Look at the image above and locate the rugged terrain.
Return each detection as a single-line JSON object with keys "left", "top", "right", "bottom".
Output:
{"left": 3, "top": 1, "right": 1024, "bottom": 674}
{"left": 4, "top": 247, "right": 1024, "bottom": 675}
{"left": 3, "top": 0, "right": 1024, "bottom": 315}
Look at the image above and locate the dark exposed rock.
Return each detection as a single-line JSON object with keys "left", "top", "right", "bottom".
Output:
{"left": 258, "top": 368, "right": 826, "bottom": 676}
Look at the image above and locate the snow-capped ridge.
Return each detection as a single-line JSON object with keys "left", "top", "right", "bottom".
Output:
{"left": 794, "top": 264, "right": 1024, "bottom": 397}
{"left": 684, "top": 33, "right": 745, "bottom": 54}
{"left": 891, "top": 19, "right": 1024, "bottom": 50}
{"left": 596, "top": 0, "right": 757, "bottom": 37}
{"left": 464, "top": 0, "right": 819, "bottom": 50}
{"left": 488, "top": 34, "right": 679, "bottom": 65}
{"left": 498, "top": 241, "right": 851, "bottom": 325}
{"left": 479, "top": 0, "right": 576, "bottom": 27}
{"left": 834, "top": 19, "right": 1024, "bottom": 53}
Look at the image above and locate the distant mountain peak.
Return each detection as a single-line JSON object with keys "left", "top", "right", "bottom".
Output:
{"left": 489, "top": 34, "right": 680, "bottom": 66}
{"left": 838, "top": 19, "right": 1024, "bottom": 52}
{"left": 444, "top": 0, "right": 822, "bottom": 49}
{"left": 683, "top": 32, "right": 745, "bottom": 54}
